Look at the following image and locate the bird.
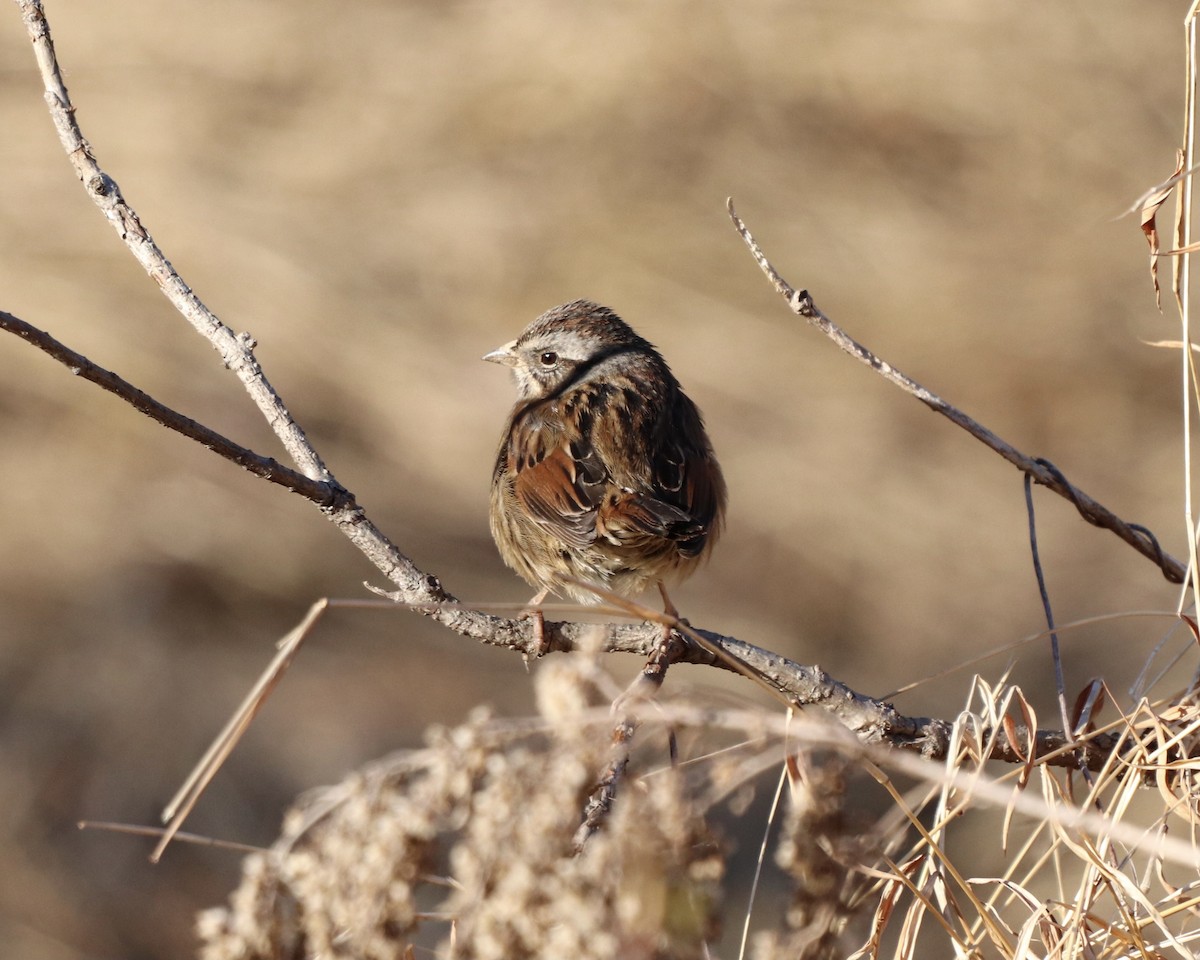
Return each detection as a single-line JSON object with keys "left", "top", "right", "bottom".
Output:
{"left": 484, "top": 299, "right": 726, "bottom": 649}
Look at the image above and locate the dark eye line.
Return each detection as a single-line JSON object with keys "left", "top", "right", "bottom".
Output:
{"left": 514, "top": 344, "right": 641, "bottom": 419}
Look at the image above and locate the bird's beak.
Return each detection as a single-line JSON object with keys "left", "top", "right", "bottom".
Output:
{"left": 482, "top": 340, "right": 519, "bottom": 366}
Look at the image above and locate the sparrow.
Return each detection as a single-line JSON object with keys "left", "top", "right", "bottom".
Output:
{"left": 484, "top": 300, "right": 726, "bottom": 644}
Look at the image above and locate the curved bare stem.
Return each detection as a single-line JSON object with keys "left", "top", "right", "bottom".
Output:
{"left": 726, "top": 198, "right": 1187, "bottom": 586}
{"left": 19, "top": 0, "right": 329, "bottom": 483}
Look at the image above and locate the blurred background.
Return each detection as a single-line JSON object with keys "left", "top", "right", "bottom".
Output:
{"left": 0, "top": 2, "right": 1190, "bottom": 956}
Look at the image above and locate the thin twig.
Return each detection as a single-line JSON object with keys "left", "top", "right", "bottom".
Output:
{"left": 1024, "top": 473, "right": 1071, "bottom": 737}
{"left": 726, "top": 198, "right": 1187, "bottom": 586}
{"left": 78, "top": 820, "right": 263, "bottom": 855}
{"left": 738, "top": 752, "right": 790, "bottom": 960}
{"left": 573, "top": 627, "right": 687, "bottom": 851}
{"left": 0, "top": 311, "right": 345, "bottom": 505}
{"left": 573, "top": 713, "right": 637, "bottom": 852}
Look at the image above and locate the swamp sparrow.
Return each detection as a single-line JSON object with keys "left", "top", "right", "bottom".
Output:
{"left": 485, "top": 300, "right": 726, "bottom": 636}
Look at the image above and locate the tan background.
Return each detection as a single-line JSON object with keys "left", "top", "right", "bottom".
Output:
{"left": 0, "top": 2, "right": 1189, "bottom": 957}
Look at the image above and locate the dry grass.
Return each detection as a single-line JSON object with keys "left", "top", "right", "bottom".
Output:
{"left": 195, "top": 658, "right": 1200, "bottom": 959}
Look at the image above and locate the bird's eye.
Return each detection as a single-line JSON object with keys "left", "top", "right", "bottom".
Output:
{"left": 539, "top": 351, "right": 559, "bottom": 367}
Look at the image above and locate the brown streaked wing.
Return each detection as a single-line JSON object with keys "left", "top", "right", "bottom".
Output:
{"left": 511, "top": 438, "right": 605, "bottom": 551}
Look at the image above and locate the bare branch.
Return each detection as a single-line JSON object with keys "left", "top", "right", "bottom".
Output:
{"left": 18, "top": 0, "right": 329, "bottom": 483}
{"left": 0, "top": 311, "right": 344, "bottom": 505}
{"left": 726, "top": 198, "right": 1187, "bottom": 586}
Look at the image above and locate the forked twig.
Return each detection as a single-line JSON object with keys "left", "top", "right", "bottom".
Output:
{"left": 726, "top": 198, "right": 1187, "bottom": 586}
{"left": 19, "top": 0, "right": 329, "bottom": 483}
